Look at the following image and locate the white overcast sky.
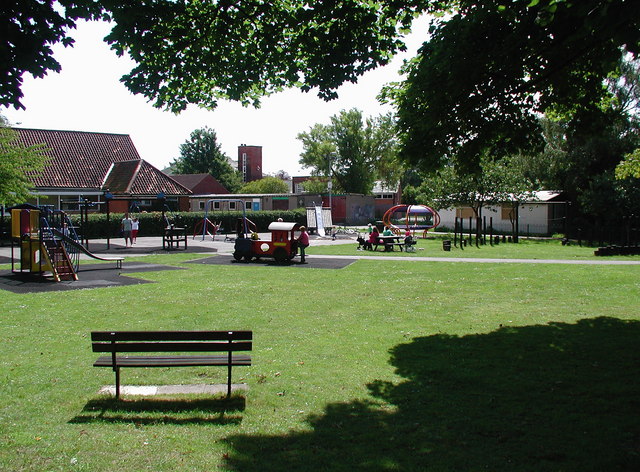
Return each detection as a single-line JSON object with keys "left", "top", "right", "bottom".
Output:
{"left": 2, "top": 17, "right": 428, "bottom": 176}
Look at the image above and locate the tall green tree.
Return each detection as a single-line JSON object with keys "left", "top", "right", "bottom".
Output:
{"left": 417, "top": 156, "right": 535, "bottom": 219}
{"left": 516, "top": 56, "right": 640, "bottom": 226}
{"left": 298, "top": 109, "right": 399, "bottom": 195}
{"left": 0, "top": 116, "right": 50, "bottom": 206}
{"left": 416, "top": 154, "right": 538, "bottom": 239}
{"left": 171, "top": 127, "right": 242, "bottom": 193}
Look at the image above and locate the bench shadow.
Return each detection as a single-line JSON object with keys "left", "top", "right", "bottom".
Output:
{"left": 223, "top": 317, "right": 640, "bottom": 471}
{"left": 70, "top": 396, "right": 245, "bottom": 425}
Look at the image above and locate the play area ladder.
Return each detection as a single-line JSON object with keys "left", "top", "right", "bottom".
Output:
{"left": 42, "top": 237, "right": 77, "bottom": 282}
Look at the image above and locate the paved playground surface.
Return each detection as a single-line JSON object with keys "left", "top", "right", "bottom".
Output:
{"left": 0, "top": 235, "right": 358, "bottom": 293}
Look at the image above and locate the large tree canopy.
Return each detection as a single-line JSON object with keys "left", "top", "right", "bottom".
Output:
{"left": 2, "top": 0, "right": 410, "bottom": 112}
{"left": 1, "top": 0, "right": 103, "bottom": 110}
{"left": 4, "top": 1, "right": 640, "bottom": 173}
{"left": 389, "top": 0, "right": 640, "bottom": 171}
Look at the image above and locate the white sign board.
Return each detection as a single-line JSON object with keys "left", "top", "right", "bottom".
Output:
{"left": 315, "top": 205, "right": 325, "bottom": 237}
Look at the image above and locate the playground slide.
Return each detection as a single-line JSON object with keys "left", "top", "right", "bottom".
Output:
{"left": 51, "top": 229, "right": 124, "bottom": 266}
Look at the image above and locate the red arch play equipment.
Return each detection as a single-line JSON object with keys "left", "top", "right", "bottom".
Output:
{"left": 382, "top": 204, "right": 440, "bottom": 237}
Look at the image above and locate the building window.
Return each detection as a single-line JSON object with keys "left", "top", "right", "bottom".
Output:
{"left": 214, "top": 201, "right": 221, "bottom": 210}
{"left": 242, "top": 153, "right": 247, "bottom": 182}
{"left": 199, "top": 201, "right": 205, "bottom": 210}
{"left": 245, "top": 201, "right": 252, "bottom": 210}
{"left": 229, "top": 201, "right": 237, "bottom": 210}
{"left": 456, "top": 207, "right": 475, "bottom": 219}
{"left": 501, "top": 204, "right": 514, "bottom": 220}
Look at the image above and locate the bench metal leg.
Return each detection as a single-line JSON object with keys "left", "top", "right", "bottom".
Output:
{"left": 227, "top": 364, "right": 232, "bottom": 398}
{"left": 115, "top": 367, "right": 121, "bottom": 399}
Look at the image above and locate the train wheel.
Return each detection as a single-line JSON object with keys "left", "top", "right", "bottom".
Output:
{"left": 233, "top": 252, "right": 243, "bottom": 261}
{"left": 244, "top": 254, "right": 253, "bottom": 262}
{"left": 273, "top": 248, "right": 288, "bottom": 264}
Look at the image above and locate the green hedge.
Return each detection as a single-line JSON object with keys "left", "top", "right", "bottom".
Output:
{"left": 63, "top": 209, "right": 307, "bottom": 239}
{"left": 1, "top": 209, "right": 307, "bottom": 240}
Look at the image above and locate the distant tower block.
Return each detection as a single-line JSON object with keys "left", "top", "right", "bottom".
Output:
{"left": 238, "top": 145, "right": 263, "bottom": 183}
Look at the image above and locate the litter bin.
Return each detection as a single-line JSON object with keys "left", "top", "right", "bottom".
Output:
{"left": 442, "top": 240, "right": 452, "bottom": 251}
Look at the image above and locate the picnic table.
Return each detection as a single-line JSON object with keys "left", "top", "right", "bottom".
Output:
{"left": 163, "top": 225, "right": 187, "bottom": 250}
{"left": 374, "top": 235, "right": 405, "bottom": 252}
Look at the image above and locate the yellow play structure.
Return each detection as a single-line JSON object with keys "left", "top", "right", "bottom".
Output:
{"left": 10, "top": 206, "right": 77, "bottom": 281}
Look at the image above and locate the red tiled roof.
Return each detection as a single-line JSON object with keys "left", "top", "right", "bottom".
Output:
{"left": 14, "top": 128, "right": 143, "bottom": 189}
{"left": 12, "top": 128, "right": 191, "bottom": 196}
{"left": 171, "top": 173, "right": 229, "bottom": 194}
{"left": 103, "top": 160, "right": 191, "bottom": 196}
{"left": 141, "top": 161, "right": 190, "bottom": 195}
{"left": 102, "top": 160, "right": 141, "bottom": 193}
{"left": 169, "top": 173, "right": 208, "bottom": 189}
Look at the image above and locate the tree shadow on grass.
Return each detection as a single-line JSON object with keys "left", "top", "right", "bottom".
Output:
{"left": 69, "top": 396, "right": 245, "bottom": 425}
{"left": 224, "top": 317, "right": 640, "bottom": 471}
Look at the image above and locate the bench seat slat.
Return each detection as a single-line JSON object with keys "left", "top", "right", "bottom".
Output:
{"left": 93, "top": 354, "right": 252, "bottom": 368}
{"left": 91, "top": 331, "right": 252, "bottom": 342}
{"left": 92, "top": 341, "right": 252, "bottom": 353}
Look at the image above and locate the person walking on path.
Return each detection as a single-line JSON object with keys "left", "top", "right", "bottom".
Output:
{"left": 298, "top": 226, "right": 310, "bottom": 263}
{"left": 131, "top": 217, "right": 139, "bottom": 244}
{"left": 121, "top": 213, "right": 133, "bottom": 248}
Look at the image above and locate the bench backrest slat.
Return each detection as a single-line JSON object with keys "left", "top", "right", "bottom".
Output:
{"left": 92, "top": 341, "right": 252, "bottom": 353}
{"left": 91, "top": 330, "right": 252, "bottom": 342}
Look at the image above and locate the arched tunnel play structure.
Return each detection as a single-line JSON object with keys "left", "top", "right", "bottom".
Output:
{"left": 382, "top": 204, "right": 440, "bottom": 237}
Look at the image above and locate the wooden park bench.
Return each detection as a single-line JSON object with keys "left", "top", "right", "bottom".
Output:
{"left": 91, "top": 330, "right": 252, "bottom": 399}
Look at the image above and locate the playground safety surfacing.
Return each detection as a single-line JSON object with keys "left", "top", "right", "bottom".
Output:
{"left": 0, "top": 262, "right": 185, "bottom": 294}
{"left": 0, "top": 256, "right": 355, "bottom": 293}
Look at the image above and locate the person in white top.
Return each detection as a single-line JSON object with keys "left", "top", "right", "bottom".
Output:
{"left": 131, "top": 217, "right": 139, "bottom": 244}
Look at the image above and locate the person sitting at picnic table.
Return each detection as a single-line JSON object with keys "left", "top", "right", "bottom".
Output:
{"left": 382, "top": 227, "right": 393, "bottom": 237}
{"left": 369, "top": 226, "right": 380, "bottom": 245}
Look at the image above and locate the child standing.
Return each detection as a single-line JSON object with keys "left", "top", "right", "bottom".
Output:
{"left": 297, "top": 226, "right": 310, "bottom": 263}
{"left": 131, "top": 217, "right": 139, "bottom": 244}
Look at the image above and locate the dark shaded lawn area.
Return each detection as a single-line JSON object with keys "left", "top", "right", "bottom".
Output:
{"left": 224, "top": 317, "right": 640, "bottom": 471}
{"left": 0, "top": 262, "right": 184, "bottom": 293}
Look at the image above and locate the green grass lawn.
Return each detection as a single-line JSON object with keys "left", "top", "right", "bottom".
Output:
{"left": 1, "top": 247, "right": 639, "bottom": 471}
